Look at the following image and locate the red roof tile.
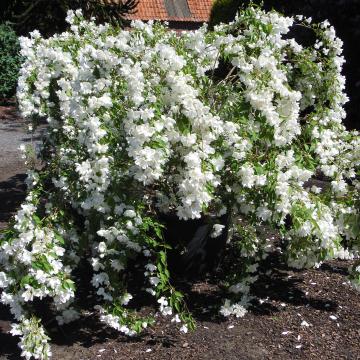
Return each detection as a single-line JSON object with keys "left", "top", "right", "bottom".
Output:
{"left": 126, "top": 0, "right": 167, "bottom": 20}
{"left": 187, "top": 0, "right": 213, "bottom": 21}
{"left": 122, "top": 0, "right": 213, "bottom": 22}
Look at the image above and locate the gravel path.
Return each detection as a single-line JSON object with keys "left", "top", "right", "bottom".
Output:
{"left": 0, "top": 105, "right": 45, "bottom": 229}
{"left": 0, "top": 106, "right": 41, "bottom": 181}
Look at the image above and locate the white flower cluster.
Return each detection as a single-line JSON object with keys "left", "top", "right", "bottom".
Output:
{"left": 1, "top": 6, "right": 359, "bottom": 359}
{"left": 220, "top": 299, "right": 248, "bottom": 318}
{"left": 10, "top": 317, "right": 51, "bottom": 360}
{"left": 0, "top": 192, "right": 76, "bottom": 315}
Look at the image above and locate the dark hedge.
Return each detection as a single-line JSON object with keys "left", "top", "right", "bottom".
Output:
{"left": 0, "top": 23, "right": 21, "bottom": 101}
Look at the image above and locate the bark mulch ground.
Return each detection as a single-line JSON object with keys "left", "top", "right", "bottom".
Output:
{"left": 0, "top": 106, "right": 359, "bottom": 360}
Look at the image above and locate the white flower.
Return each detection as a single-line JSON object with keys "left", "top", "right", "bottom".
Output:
{"left": 157, "top": 296, "right": 168, "bottom": 307}
{"left": 331, "top": 179, "right": 348, "bottom": 195}
{"left": 228, "top": 282, "right": 250, "bottom": 294}
{"left": 98, "top": 242, "right": 107, "bottom": 254}
{"left": 238, "top": 165, "right": 255, "bottom": 188}
{"left": 146, "top": 288, "right": 156, "bottom": 296}
{"left": 120, "top": 293, "right": 133, "bottom": 305}
{"left": 310, "top": 185, "right": 321, "bottom": 194}
{"left": 145, "top": 263, "right": 157, "bottom": 272}
{"left": 21, "top": 285, "right": 35, "bottom": 302}
{"left": 91, "top": 258, "right": 103, "bottom": 271}
{"left": 180, "top": 324, "right": 188, "bottom": 333}
{"left": 210, "top": 224, "right": 225, "bottom": 238}
{"left": 123, "top": 209, "right": 136, "bottom": 218}
{"left": 256, "top": 206, "right": 272, "bottom": 221}
{"left": 220, "top": 299, "right": 233, "bottom": 317}
{"left": 0, "top": 272, "right": 9, "bottom": 288}
{"left": 171, "top": 314, "right": 181, "bottom": 323}
{"left": 110, "top": 259, "right": 124, "bottom": 271}
{"left": 232, "top": 303, "right": 247, "bottom": 318}
{"left": 149, "top": 276, "right": 160, "bottom": 286}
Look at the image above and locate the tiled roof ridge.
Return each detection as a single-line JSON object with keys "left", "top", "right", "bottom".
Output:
{"left": 122, "top": 0, "right": 212, "bottom": 22}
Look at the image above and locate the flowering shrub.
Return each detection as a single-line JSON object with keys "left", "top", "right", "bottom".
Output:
{"left": 1, "top": 5, "right": 360, "bottom": 359}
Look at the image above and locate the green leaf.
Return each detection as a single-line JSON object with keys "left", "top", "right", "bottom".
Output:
{"left": 54, "top": 232, "right": 65, "bottom": 245}
{"left": 62, "top": 279, "right": 75, "bottom": 291}
{"left": 154, "top": 226, "right": 163, "bottom": 240}
{"left": 33, "top": 214, "right": 42, "bottom": 225}
{"left": 20, "top": 275, "right": 33, "bottom": 288}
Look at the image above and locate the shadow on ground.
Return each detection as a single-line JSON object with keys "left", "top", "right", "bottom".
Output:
{"left": 0, "top": 174, "right": 26, "bottom": 229}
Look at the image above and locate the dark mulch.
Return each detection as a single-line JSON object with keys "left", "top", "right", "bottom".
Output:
{"left": 2, "top": 258, "right": 358, "bottom": 360}
{"left": 1, "top": 108, "right": 360, "bottom": 360}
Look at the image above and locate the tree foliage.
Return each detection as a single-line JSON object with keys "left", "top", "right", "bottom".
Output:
{"left": 0, "top": 23, "right": 21, "bottom": 100}
{"left": 0, "top": 0, "right": 139, "bottom": 36}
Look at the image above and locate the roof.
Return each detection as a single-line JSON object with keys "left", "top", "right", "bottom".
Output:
{"left": 187, "top": 0, "right": 213, "bottom": 22}
{"left": 121, "top": 0, "right": 213, "bottom": 22}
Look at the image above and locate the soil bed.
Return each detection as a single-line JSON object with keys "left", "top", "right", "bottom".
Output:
{"left": 0, "top": 107, "right": 359, "bottom": 360}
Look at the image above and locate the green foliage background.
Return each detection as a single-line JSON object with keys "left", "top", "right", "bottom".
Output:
{"left": 209, "top": 0, "right": 243, "bottom": 28}
{"left": 0, "top": 23, "right": 21, "bottom": 100}
{"left": 0, "top": 0, "right": 138, "bottom": 37}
